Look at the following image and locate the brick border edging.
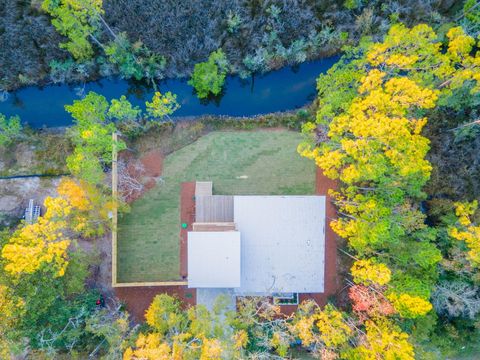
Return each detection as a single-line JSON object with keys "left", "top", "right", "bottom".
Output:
{"left": 179, "top": 182, "right": 196, "bottom": 278}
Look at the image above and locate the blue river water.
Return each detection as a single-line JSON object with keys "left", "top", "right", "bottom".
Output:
{"left": 0, "top": 56, "right": 338, "bottom": 128}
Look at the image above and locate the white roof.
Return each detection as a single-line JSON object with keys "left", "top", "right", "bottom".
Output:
{"left": 187, "top": 231, "right": 241, "bottom": 288}
{"left": 233, "top": 196, "right": 325, "bottom": 294}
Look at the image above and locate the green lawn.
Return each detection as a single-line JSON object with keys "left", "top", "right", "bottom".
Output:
{"left": 117, "top": 130, "right": 316, "bottom": 282}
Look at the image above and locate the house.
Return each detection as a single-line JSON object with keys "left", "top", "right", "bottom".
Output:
{"left": 186, "top": 181, "right": 326, "bottom": 310}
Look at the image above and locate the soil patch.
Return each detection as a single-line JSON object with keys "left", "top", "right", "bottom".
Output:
{"left": 140, "top": 149, "right": 164, "bottom": 177}
{"left": 117, "top": 149, "right": 164, "bottom": 203}
{"left": 115, "top": 285, "right": 196, "bottom": 323}
{"left": 80, "top": 233, "right": 113, "bottom": 294}
{"left": 0, "top": 177, "right": 61, "bottom": 226}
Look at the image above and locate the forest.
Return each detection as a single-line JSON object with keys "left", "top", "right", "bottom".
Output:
{"left": 0, "top": 0, "right": 480, "bottom": 359}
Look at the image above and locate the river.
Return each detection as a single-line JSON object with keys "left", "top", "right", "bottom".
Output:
{"left": 0, "top": 56, "right": 339, "bottom": 128}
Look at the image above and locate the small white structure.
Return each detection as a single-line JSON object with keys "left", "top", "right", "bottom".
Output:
{"left": 24, "top": 199, "right": 41, "bottom": 224}
{"left": 188, "top": 231, "right": 241, "bottom": 288}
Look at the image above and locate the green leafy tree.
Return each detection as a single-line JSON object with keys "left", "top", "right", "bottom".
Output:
{"left": 42, "top": 0, "right": 104, "bottom": 60}
{"left": 107, "top": 95, "right": 141, "bottom": 122}
{"left": 65, "top": 92, "right": 126, "bottom": 183}
{"left": 189, "top": 49, "right": 229, "bottom": 99}
{"left": 0, "top": 114, "right": 22, "bottom": 147}
{"left": 104, "top": 33, "right": 144, "bottom": 80}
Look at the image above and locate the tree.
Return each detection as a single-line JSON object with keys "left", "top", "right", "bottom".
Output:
{"left": 449, "top": 201, "right": 480, "bottom": 268}
{"left": 0, "top": 284, "right": 25, "bottom": 358}
{"left": 300, "top": 69, "right": 437, "bottom": 196}
{"left": 85, "top": 300, "right": 135, "bottom": 359}
{"left": 126, "top": 294, "right": 245, "bottom": 359}
{"left": 233, "top": 296, "right": 291, "bottom": 357}
{"left": 349, "top": 318, "right": 415, "bottom": 359}
{"left": 387, "top": 293, "right": 433, "bottom": 319}
{"left": 295, "top": 23, "right": 480, "bottom": 355}
{"left": 189, "top": 49, "right": 229, "bottom": 99}
{"left": 1, "top": 196, "right": 71, "bottom": 278}
{"left": 57, "top": 177, "right": 112, "bottom": 237}
{"left": 42, "top": 0, "right": 104, "bottom": 60}
{"left": 0, "top": 114, "right": 22, "bottom": 147}
{"left": 349, "top": 285, "right": 395, "bottom": 320}
{"left": 107, "top": 95, "right": 141, "bottom": 122}
{"left": 107, "top": 95, "right": 143, "bottom": 138}
{"left": 65, "top": 91, "right": 126, "bottom": 183}
{"left": 290, "top": 302, "right": 352, "bottom": 356}
{"left": 350, "top": 259, "right": 391, "bottom": 286}
{"left": 1, "top": 176, "right": 111, "bottom": 279}
{"left": 145, "top": 91, "right": 180, "bottom": 121}
{"left": 104, "top": 32, "right": 167, "bottom": 82}
{"left": 432, "top": 280, "right": 480, "bottom": 319}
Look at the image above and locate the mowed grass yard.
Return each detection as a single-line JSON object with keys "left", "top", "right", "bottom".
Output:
{"left": 117, "top": 129, "right": 316, "bottom": 282}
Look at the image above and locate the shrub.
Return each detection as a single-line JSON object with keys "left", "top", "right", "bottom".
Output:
{"left": 188, "top": 49, "right": 229, "bottom": 99}
{"left": 0, "top": 113, "right": 22, "bottom": 147}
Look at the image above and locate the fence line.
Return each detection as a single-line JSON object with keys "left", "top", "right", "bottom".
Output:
{"left": 112, "top": 132, "right": 118, "bottom": 287}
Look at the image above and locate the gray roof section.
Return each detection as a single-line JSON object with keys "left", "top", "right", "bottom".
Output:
{"left": 233, "top": 196, "right": 325, "bottom": 294}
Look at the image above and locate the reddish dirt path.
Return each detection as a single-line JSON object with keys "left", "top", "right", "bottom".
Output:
{"left": 118, "top": 149, "right": 164, "bottom": 203}
{"left": 140, "top": 149, "right": 163, "bottom": 177}
{"left": 280, "top": 167, "right": 338, "bottom": 314}
{"left": 115, "top": 286, "right": 196, "bottom": 323}
{"left": 180, "top": 182, "right": 196, "bottom": 278}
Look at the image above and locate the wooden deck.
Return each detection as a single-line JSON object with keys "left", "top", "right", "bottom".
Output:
{"left": 192, "top": 222, "right": 237, "bottom": 232}
{"left": 195, "top": 195, "right": 234, "bottom": 222}
{"left": 195, "top": 181, "right": 212, "bottom": 196}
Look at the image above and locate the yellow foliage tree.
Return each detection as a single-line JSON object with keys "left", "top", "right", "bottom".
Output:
{"left": 0, "top": 285, "right": 25, "bottom": 357}
{"left": 290, "top": 301, "right": 352, "bottom": 354}
{"left": 449, "top": 201, "right": 480, "bottom": 268}
{"left": 58, "top": 177, "right": 92, "bottom": 211}
{"left": 1, "top": 196, "right": 71, "bottom": 277}
{"left": 387, "top": 293, "right": 432, "bottom": 319}
{"left": 352, "top": 318, "right": 415, "bottom": 359}
{"left": 123, "top": 333, "right": 173, "bottom": 360}
{"left": 351, "top": 259, "right": 392, "bottom": 286}
{"left": 128, "top": 294, "right": 245, "bottom": 359}
{"left": 1, "top": 177, "right": 110, "bottom": 278}
{"left": 57, "top": 177, "right": 112, "bottom": 237}
{"left": 300, "top": 71, "right": 437, "bottom": 192}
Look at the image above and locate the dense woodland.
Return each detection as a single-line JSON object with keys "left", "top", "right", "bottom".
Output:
{"left": 0, "top": 0, "right": 480, "bottom": 358}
